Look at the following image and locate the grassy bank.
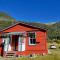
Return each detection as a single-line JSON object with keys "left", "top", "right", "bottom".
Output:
{"left": 2, "top": 49, "right": 59, "bottom": 60}
{"left": 17, "top": 49, "right": 60, "bottom": 60}
{"left": 0, "top": 42, "right": 60, "bottom": 60}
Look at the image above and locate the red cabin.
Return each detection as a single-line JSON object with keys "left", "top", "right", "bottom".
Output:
{"left": 0, "top": 22, "right": 48, "bottom": 57}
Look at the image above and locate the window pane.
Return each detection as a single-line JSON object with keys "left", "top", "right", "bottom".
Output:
{"left": 30, "top": 39, "right": 32, "bottom": 44}
{"left": 32, "top": 39, "right": 36, "bottom": 44}
{"left": 30, "top": 39, "right": 36, "bottom": 44}
{"left": 28, "top": 32, "right": 36, "bottom": 45}
{"left": 28, "top": 33, "right": 35, "bottom": 38}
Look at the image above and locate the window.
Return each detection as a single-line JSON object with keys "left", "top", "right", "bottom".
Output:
{"left": 28, "top": 32, "right": 36, "bottom": 45}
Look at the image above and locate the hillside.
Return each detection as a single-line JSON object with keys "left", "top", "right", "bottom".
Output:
{"left": 30, "top": 22, "right": 60, "bottom": 40}
{"left": 0, "top": 12, "right": 60, "bottom": 40}
{"left": 0, "top": 12, "right": 16, "bottom": 30}
{"left": 47, "top": 22, "right": 60, "bottom": 40}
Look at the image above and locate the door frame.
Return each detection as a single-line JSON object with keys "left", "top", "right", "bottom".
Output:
{"left": 3, "top": 32, "right": 26, "bottom": 52}
{"left": 18, "top": 36, "right": 25, "bottom": 51}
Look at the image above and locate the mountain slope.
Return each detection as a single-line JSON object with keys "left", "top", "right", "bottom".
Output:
{"left": 29, "top": 22, "right": 60, "bottom": 40}
{"left": 0, "top": 12, "right": 16, "bottom": 30}
{"left": 47, "top": 22, "right": 60, "bottom": 40}
{"left": 0, "top": 12, "right": 60, "bottom": 40}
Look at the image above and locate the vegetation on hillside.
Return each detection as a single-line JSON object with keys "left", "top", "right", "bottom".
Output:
{"left": 30, "top": 22, "right": 60, "bottom": 40}
{"left": 0, "top": 12, "right": 16, "bottom": 30}
{"left": 46, "top": 22, "right": 60, "bottom": 40}
{"left": 0, "top": 12, "right": 60, "bottom": 40}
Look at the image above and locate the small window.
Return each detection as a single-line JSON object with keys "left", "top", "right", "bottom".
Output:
{"left": 28, "top": 32, "right": 36, "bottom": 45}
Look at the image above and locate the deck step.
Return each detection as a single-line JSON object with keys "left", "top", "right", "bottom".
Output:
{"left": 5, "top": 51, "right": 16, "bottom": 58}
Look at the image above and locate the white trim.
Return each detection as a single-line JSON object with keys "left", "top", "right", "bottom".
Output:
{"left": 18, "top": 34, "right": 26, "bottom": 51}
{"left": 18, "top": 37, "right": 21, "bottom": 51}
{"left": 22, "top": 37, "right": 25, "bottom": 51}
{"left": 3, "top": 37, "right": 10, "bottom": 52}
{"left": 7, "top": 32, "right": 25, "bottom": 35}
{"left": 28, "top": 32, "right": 36, "bottom": 45}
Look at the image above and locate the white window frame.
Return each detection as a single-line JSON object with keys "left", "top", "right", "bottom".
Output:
{"left": 28, "top": 32, "right": 36, "bottom": 45}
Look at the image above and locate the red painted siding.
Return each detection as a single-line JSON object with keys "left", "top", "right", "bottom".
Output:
{"left": 0, "top": 24, "right": 48, "bottom": 56}
{"left": 25, "top": 31, "right": 47, "bottom": 55}
{"left": 3, "top": 24, "right": 38, "bottom": 32}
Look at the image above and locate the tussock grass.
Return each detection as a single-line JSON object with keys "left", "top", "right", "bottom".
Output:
{"left": 0, "top": 49, "right": 59, "bottom": 60}
{"left": 15, "top": 49, "right": 60, "bottom": 60}
{"left": 16, "top": 55, "right": 60, "bottom": 60}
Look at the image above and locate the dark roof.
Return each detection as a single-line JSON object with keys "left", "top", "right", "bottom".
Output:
{"left": 2, "top": 21, "right": 47, "bottom": 31}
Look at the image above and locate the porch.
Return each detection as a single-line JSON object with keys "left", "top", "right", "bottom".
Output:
{"left": 0, "top": 31, "right": 37, "bottom": 57}
{"left": 2, "top": 32, "right": 26, "bottom": 52}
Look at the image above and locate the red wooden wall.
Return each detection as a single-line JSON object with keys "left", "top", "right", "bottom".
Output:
{"left": 0, "top": 23, "right": 48, "bottom": 56}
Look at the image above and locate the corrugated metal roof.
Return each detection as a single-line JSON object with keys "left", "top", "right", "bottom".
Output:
{"left": 1, "top": 21, "right": 47, "bottom": 31}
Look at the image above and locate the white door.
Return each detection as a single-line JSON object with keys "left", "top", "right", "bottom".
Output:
{"left": 18, "top": 37, "right": 25, "bottom": 51}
